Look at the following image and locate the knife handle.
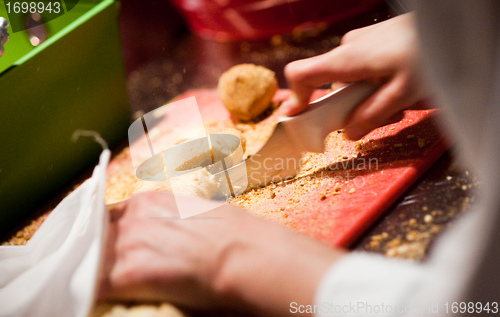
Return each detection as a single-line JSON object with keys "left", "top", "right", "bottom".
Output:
{"left": 282, "top": 82, "right": 378, "bottom": 153}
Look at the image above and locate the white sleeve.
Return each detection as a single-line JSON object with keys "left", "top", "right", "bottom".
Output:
{"left": 314, "top": 205, "right": 487, "bottom": 317}
{"left": 315, "top": 253, "right": 425, "bottom": 316}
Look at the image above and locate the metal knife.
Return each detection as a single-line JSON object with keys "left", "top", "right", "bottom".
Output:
{"left": 217, "top": 81, "right": 377, "bottom": 193}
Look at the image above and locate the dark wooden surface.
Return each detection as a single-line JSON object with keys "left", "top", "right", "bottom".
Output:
{"left": 353, "top": 150, "right": 476, "bottom": 259}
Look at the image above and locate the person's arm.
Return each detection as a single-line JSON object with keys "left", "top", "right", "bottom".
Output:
{"left": 99, "top": 191, "right": 345, "bottom": 316}
{"left": 282, "top": 13, "right": 428, "bottom": 140}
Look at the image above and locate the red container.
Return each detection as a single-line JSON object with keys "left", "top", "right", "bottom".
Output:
{"left": 170, "top": 0, "right": 385, "bottom": 41}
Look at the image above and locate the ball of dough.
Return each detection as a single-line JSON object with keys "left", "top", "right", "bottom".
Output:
{"left": 218, "top": 64, "right": 278, "bottom": 121}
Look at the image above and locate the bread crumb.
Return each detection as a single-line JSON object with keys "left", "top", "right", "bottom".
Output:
{"left": 418, "top": 138, "right": 426, "bottom": 148}
{"left": 333, "top": 184, "right": 342, "bottom": 194}
{"left": 430, "top": 225, "right": 442, "bottom": 233}
{"left": 424, "top": 214, "right": 433, "bottom": 223}
{"left": 386, "top": 248, "right": 397, "bottom": 257}
{"left": 406, "top": 230, "right": 418, "bottom": 241}
{"left": 372, "top": 235, "right": 383, "bottom": 241}
{"left": 270, "top": 35, "right": 283, "bottom": 46}
{"left": 387, "top": 238, "right": 401, "bottom": 248}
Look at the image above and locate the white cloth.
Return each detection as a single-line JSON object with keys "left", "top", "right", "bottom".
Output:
{"left": 315, "top": 209, "right": 486, "bottom": 317}
{"left": 315, "top": 1, "right": 500, "bottom": 316}
{"left": 0, "top": 150, "right": 110, "bottom": 317}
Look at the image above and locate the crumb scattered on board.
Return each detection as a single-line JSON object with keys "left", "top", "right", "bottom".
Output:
{"left": 362, "top": 171, "right": 477, "bottom": 261}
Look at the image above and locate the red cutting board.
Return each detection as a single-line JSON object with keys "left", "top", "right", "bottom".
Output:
{"left": 174, "top": 89, "right": 448, "bottom": 248}
{"left": 109, "top": 89, "right": 447, "bottom": 249}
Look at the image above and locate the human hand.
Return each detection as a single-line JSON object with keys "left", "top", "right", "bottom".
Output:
{"left": 283, "top": 13, "right": 428, "bottom": 140}
{"left": 99, "top": 192, "right": 344, "bottom": 316}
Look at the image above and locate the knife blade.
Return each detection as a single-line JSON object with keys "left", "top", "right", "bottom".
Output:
{"left": 218, "top": 81, "right": 378, "bottom": 192}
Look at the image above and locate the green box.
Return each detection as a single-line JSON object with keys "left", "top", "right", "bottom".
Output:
{"left": 0, "top": 0, "right": 130, "bottom": 237}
